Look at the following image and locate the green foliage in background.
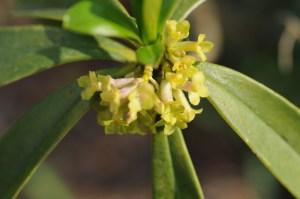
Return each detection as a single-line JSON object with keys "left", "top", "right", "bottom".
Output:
{"left": 0, "top": 0, "right": 299, "bottom": 198}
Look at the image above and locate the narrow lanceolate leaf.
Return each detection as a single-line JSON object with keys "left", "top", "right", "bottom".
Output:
{"left": 0, "top": 25, "right": 112, "bottom": 87}
{"left": 172, "top": 0, "right": 206, "bottom": 21}
{"left": 0, "top": 82, "right": 89, "bottom": 199}
{"left": 158, "top": 0, "right": 179, "bottom": 31}
{"left": 63, "top": 0, "right": 141, "bottom": 43}
{"left": 14, "top": 9, "right": 65, "bottom": 21}
{"left": 152, "top": 132, "right": 176, "bottom": 199}
{"left": 0, "top": 66, "right": 134, "bottom": 199}
{"left": 132, "top": 0, "right": 162, "bottom": 43}
{"left": 169, "top": 129, "right": 205, "bottom": 199}
{"left": 95, "top": 36, "right": 137, "bottom": 63}
{"left": 141, "top": 0, "right": 162, "bottom": 43}
{"left": 153, "top": 130, "right": 204, "bottom": 199}
{"left": 199, "top": 63, "right": 300, "bottom": 198}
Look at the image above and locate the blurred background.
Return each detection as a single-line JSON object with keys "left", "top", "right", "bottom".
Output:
{"left": 0, "top": 0, "right": 299, "bottom": 198}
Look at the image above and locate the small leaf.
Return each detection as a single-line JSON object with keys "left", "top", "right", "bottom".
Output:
{"left": 63, "top": 0, "right": 141, "bottom": 43}
{"left": 95, "top": 36, "right": 137, "bottom": 63}
{"left": 0, "top": 25, "right": 112, "bottom": 87}
{"left": 172, "top": 0, "right": 206, "bottom": 20}
{"left": 169, "top": 129, "right": 205, "bottom": 199}
{"left": 0, "top": 66, "right": 134, "bottom": 198}
{"left": 199, "top": 63, "right": 300, "bottom": 198}
{"left": 14, "top": 9, "right": 65, "bottom": 21}
{"left": 136, "top": 38, "right": 164, "bottom": 66}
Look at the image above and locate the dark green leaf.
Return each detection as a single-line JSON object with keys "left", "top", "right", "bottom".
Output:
{"left": 199, "top": 63, "right": 300, "bottom": 198}
{"left": 169, "top": 129, "right": 205, "bottom": 199}
{"left": 14, "top": 9, "right": 65, "bottom": 21}
{"left": 0, "top": 25, "right": 112, "bottom": 87}
{"left": 0, "top": 82, "right": 89, "bottom": 198}
{"left": 172, "top": 0, "right": 206, "bottom": 20}
{"left": 63, "top": 0, "right": 141, "bottom": 43}
{"left": 0, "top": 66, "right": 134, "bottom": 198}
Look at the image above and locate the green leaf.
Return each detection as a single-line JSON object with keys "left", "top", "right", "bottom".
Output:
{"left": 0, "top": 82, "right": 89, "bottom": 199}
{"left": 132, "top": 0, "right": 162, "bottom": 43}
{"left": 199, "top": 63, "right": 300, "bottom": 198}
{"left": 95, "top": 36, "right": 137, "bottom": 63}
{"left": 63, "top": 0, "right": 141, "bottom": 43}
{"left": 132, "top": 0, "right": 206, "bottom": 41}
{"left": 0, "top": 25, "right": 112, "bottom": 87}
{"left": 171, "top": 0, "right": 206, "bottom": 20}
{"left": 152, "top": 131, "right": 176, "bottom": 199}
{"left": 152, "top": 129, "right": 204, "bottom": 199}
{"left": 0, "top": 66, "right": 134, "bottom": 198}
{"left": 14, "top": 8, "right": 65, "bottom": 21}
{"left": 169, "top": 129, "right": 205, "bottom": 199}
{"left": 158, "top": 0, "right": 179, "bottom": 31}
{"left": 136, "top": 38, "right": 164, "bottom": 65}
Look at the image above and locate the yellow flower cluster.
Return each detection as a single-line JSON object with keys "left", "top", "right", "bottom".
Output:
{"left": 78, "top": 20, "right": 213, "bottom": 135}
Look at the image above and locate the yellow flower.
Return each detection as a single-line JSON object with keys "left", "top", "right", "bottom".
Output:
{"left": 77, "top": 71, "right": 101, "bottom": 100}
{"left": 77, "top": 19, "right": 213, "bottom": 136}
{"left": 165, "top": 20, "right": 190, "bottom": 44}
{"left": 98, "top": 75, "right": 121, "bottom": 115}
{"left": 128, "top": 81, "right": 157, "bottom": 124}
{"left": 196, "top": 34, "right": 214, "bottom": 61}
{"left": 183, "top": 71, "right": 209, "bottom": 105}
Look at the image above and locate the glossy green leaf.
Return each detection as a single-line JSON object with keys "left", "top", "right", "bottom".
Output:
{"left": 132, "top": 0, "right": 162, "bottom": 43}
{"left": 169, "top": 129, "right": 205, "bottom": 199}
{"left": 0, "top": 66, "right": 134, "bottom": 198}
{"left": 172, "top": 0, "right": 206, "bottom": 20}
{"left": 0, "top": 25, "right": 112, "bottom": 87}
{"left": 95, "top": 36, "right": 137, "bottom": 63}
{"left": 63, "top": 0, "right": 141, "bottom": 43}
{"left": 140, "top": 0, "right": 162, "bottom": 43}
{"left": 152, "top": 129, "right": 204, "bottom": 199}
{"left": 14, "top": 9, "right": 65, "bottom": 21}
{"left": 132, "top": 0, "right": 206, "bottom": 41}
{"left": 158, "top": 0, "right": 179, "bottom": 31}
{"left": 199, "top": 63, "right": 300, "bottom": 198}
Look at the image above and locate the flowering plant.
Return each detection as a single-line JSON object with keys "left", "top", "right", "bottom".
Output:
{"left": 0, "top": 0, "right": 299, "bottom": 198}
